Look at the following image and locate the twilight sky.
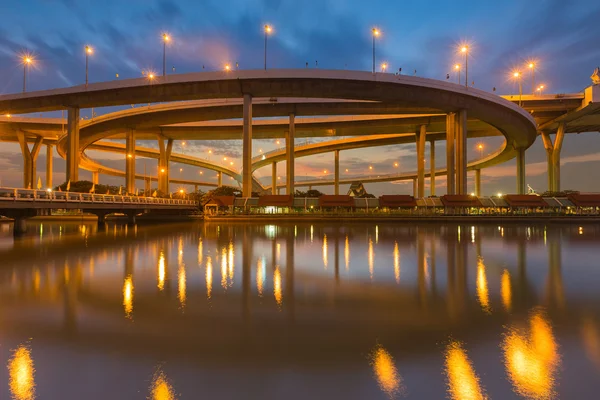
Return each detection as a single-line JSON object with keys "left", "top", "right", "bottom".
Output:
{"left": 0, "top": 0, "right": 599, "bottom": 195}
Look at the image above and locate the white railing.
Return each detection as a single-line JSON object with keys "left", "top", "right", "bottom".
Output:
{"left": 0, "top": 188, "right": 197, "bottom": 206}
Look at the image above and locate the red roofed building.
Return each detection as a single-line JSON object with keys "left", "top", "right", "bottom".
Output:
{"left": 379, "top": 195, "right": 417, "bottom": 209}
{"left": 319, "top": 195, "right": 354, "bottom": 209}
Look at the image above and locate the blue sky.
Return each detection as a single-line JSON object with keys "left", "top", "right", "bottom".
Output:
{"left": 0, "top": 0, "right": 599, "bottom": 194}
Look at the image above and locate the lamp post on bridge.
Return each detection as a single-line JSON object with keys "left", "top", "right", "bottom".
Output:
{"left": 22, "top": 55, "right": 33, "bottom": 93}
{"left": 528, "top": 62, "right": 536, "bottom": 95}
{"left": 372, "top": 28, "right": 380, "bottom": 74}
{"left": 460, "top": 45, "right": 469, "bottom": 88}
{"left": 264, "top": 25, "right": 272, "bottom": 70}
{"left": 513, "top": 71, "right": 523, "bottom": 107}
{"left": 454, "top": 64, "right": 461, "bottom": 85}
{"left": 162, "top": 33, "right": 170, "bottom": 77}
{"left": 85, "top": 45, "right": 93, "bottom": 88}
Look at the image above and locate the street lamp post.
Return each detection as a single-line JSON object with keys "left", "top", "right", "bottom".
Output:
{"left": 381, "top": 62, "right": 388, "bottom": 72}
{"left": 478, "top": 144, "right": 483, "bottom": 159}
{"left": 537, "top": 84, "right": 545, "bottom": 96}
{"left": 264, "top": 25, "right": 272, "bottom": 70}
{"left": 162, "top": 33, "right": 170, "bottom": 77}
{"left": 85, "top": 46, "right": 93, "bottom": 88}
{"left": 372, "top": 28, "right": 380, "bottom": 74}
{"left": 513, "top": 71, "right": 523, "bottom": 106}
{"left": 528, "top": 62, "right": 535, "bottom": 95}
{"left": 22, "top": 56, "right": 32, "bottom": 93}
{"left": 461, "top": 46, "right": 468, "bottom": 88}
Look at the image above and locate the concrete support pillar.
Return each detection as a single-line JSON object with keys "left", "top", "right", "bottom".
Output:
{"left": 541, "top": 132, "right": 554, "bottom": 192}
{"left": 125, "top": 129, "right": 136, "bottom": 194}
{"left": 92, "top": 171, "right": 99, "bottom": 184}
{"left": 271, "top": 162, "right": 277, "bottom": 195}
{"left": 416, "top": 124, "right": 426, "bottom": 198}
{"left": 286, "top": 113, "right": 295, "bottom": 195}
{"left": 16, "top": 132, "right": 43, "bottom": 189}
{"left": 145, "top": 176, "right": 151, "bottom": 194}
{"left": 553, "top": 122, "right": 565, "bottom": 192}
{"left": 455, "top": 109, "right": 468, "bottom": 195}
{"left": 334, "top": 150, "right": 340, "bottom": 195}
{"left": 66, "top": 107, "right": 80, "bottom": 183}
{"left": 475, "top": 169, "right": 481, "bottom": 197}
{"left": 412, "top": 178, "right": 417, "bottom": 197}
{"left": 158, "top": 136, "right": 173, "bottom": 193}
{"left": 46, "top": 144, "right": 53, "bottom": 189}
{"left": 217, "top": 172, "right": 222, "bottom": 187}
{"left": 541, "top": 123, "right": 565, "bottom": 193}
{"left": 430, "top": 140, "right": 435, "bottom": 196}
{"left": 242, "top": 94, "right": 253, "bottom": 197}
{"left": 446, "top": 113, "right": 456, "bottom": 195}
{"left": 516, "top": 147, "right": 526, "bottom": 195}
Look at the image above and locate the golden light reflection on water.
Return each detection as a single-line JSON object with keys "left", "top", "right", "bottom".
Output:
{"left": 345, "top": 235, "right": 350, "bottom": 270}
{"left": 368, "top": 237, "right": 374, "bottom": 280}
{"left": 274, "top": 266, "right": 282, "bottom": 307}
{"left": 157, "top": 251, "right": 165, "bottom": 291}
{"left": 257, "top": 257, "right": 265, "bottom": 296}
{"left": 178, "top": 265, "right": 186, "bottom": 309}
{"left": 150, "top": 369, "right": 176, "bottom": 400}
{"left": 502, "top": 310, "right": 560, "bottom": 399}
{"left": 445, "top": 340, "right": 486, "bottom": 400}
{"left": 370, "top": 344, "right": 403, "bottom": 398}
{"left": 221, "top": 247, "right": 227, "bottom": 289}
{"left": 8, "top": 345, "right": 35, "bottom": 400}
{"left": 476, "top": 257, "right": 491, "bottom": 314}
{"left": 393, "top": 242, "right": 400, "bottom": 284}
{"left": 123, "top": 275, "right": 134, "bottom": 318}
{"left": 501, "top": 269, "right": 512, "bottom": 312}
{"left": 322, "top": 234, "right": 328, "bottom": 269}
{"left": 228, "top": 242, "right": 234, "bottom": 282}
{"left": 206, "top": 256, "right": 213, "bottom": 299}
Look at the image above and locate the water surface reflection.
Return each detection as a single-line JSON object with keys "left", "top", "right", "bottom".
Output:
{"left": 0, "top": 221, "right": 599, "bottom": 398}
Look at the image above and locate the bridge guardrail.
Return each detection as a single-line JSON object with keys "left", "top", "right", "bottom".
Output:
{"left": 0, "top": 188, "right": 197, "bottom": 206}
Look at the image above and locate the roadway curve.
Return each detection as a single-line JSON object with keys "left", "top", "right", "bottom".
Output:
{"left": 0, "top": 70, "right": 537, "bottom": 190}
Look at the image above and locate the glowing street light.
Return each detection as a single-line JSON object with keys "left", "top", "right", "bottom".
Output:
{"left": 162, "top": 33, "right": 170, "bottom": 77}
{"left": 512, "top": 70, "right": 523, "bottom": 106}
{"left": 537, "top": 84, "right": 545, "bottom": 96}
{"left": 22, "top": 54, "right": 33, "bottom": 93}
{"left": 381, "top": 62, "right": 388, "bottom": 72}
{"left": 372, "top": 28, "right": 380, "bottom": 74}
{"left": 454, "top": 63, "right": 461, "bottom": 84}
{"left": 160, "top": 168, "right": 165, "bottom": 173}
{"left": 224, "top": 63, "right": 231, "bottom": 71}
{"left": 477, "top": 143, "right": 484, "bottom": 158}
{"left": 460, "top": 45, "right": 469, "bottom": 88}
{"left": 85, "top": 45, "right": 93, "bottom": 88}
{"left": 527, "top": 61, "right": 536, "bottom": 94}
{"left": 264, "top": 24, "right": 273, "bottom": 70}
{"left": 369, "top": 165, "right": 373, "bottom": 170}
{"left": 393, "top": 162, "right": 399, "bottom": 167}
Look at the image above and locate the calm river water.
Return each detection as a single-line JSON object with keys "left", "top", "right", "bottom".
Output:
{"left": 0, "top": 220, "right": 600, "bottom": 399}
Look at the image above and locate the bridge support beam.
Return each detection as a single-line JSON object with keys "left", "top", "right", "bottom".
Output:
{"left": 16, "top": 131, "right": 43, "bottom": 189}
{"left": 46, "top": 144, "right": 53, "bottom": 189}
{"left": 416, "top": 124, "right": 426, "bottom": 198}
{"left": 412, "top": 178, "right": 417, "bottom": 197}
{"left": 217, "top": 171, "right": 222, "bottom": 187}
{"left": 286, "top": 113, "right": 295, "bottom": 195}
{"left": 125, "top": 129, "right": 136, "bottom": 194}
{"left": 158, "top": 136, "right": 173, "bottom": 194}
{"left": 446, "top": 113, "right": 456, "bottom": 195}
{"left": 334, "top": 150, "right": 340, "bottom": 195}
{"left": 242, "top": 94, "right": 253, "bottom": 197}
{"left": 541, "top": 122, "right": 565, "bottom": 192}
{"left": 475, "top": 169, "right": 481, "bottom": 197}
{"left": 430, "top": 140, "right": 436, "bottom": 196}
{"left": 66, "top": 107, "right": 80, "bottom": 183}
{"left": 92, "top": 171, "right": 99, "bottom": 184}
{"left": 271, "top": 162, "right": 277, "bottom": 195}
{"left": 455, "top": 109, "right": 468, "bottom": 195}
{"left": 516, "top": 147, "right": 526, "bottom": 195}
